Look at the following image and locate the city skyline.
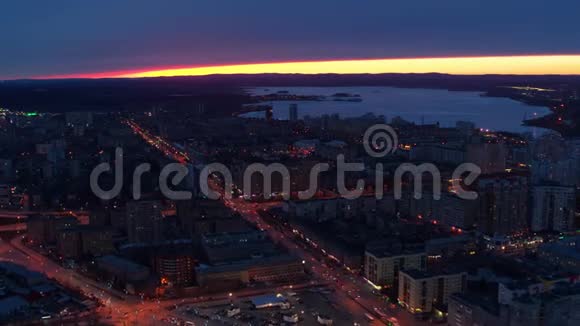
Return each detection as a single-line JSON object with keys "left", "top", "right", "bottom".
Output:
{"left": 1, "top": 1, "right": 580, "bottom": 325}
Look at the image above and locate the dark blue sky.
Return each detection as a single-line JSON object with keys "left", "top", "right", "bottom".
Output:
{"left": 1, "top": 0, "right": 579, "bottom": 78}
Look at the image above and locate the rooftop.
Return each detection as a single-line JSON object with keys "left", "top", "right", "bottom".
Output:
{"left": 402, "top": 268, "right": 465, "bottom": 280}
{"left": 366, "top": 247, "right": 425, "bottom": 259}
{"left": 450, "top": 293, "right": 500, "bottom": 316}
{"left": 250, "top": 293, "right": 286, "bottom": 308}
{"left": 0, "top": 262, "right": 46, "bottom": 284}
{"left": 0, "top": 296, "right": 29, "bottom": 316}
{"left": 513, "top": 282, "right": 580, "bottom": 305}
{"left": 196, "top": 254, "right": 300, "bottom": 275}
{"left": 96, "top": 255, "right": 149, "bottom": 274}
{"left": 540, "top": 242, "right": 580, "bottom": 260}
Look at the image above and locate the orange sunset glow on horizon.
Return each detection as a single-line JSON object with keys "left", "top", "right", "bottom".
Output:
{"left": 43, "top": 55, "right": 580, "bottom": 79}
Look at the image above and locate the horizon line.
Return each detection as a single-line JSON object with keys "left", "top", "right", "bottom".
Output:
{"left": 26, "top": 54, "right": 580, "bottom": 80}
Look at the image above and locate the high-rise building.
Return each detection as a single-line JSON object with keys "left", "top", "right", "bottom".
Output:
{"left": 289, "top": 103, "right": 298, "bottom": 121}
{"left": 126, "top": 200, "right": 163, "bottom": 244}
{"left": 531, "top": 158, "right": 577, "bottom": 186}
{"left": 532, "top": 184, "right": 576, "bottom": 232}
{"left": 439, "top": 193, "right": 479, "bottom": 230}
{"left": 476, "top": 174, "right": 528, "bottom": 236}
{"left": 466, "top": 142, "right": 507, "bottom": 174}
{"left": 531, "top": 133, "right": 577, "bottom": 185}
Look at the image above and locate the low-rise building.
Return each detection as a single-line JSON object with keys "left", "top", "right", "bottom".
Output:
{"left": 538, "top": 236, "right": 580, "bottom": 273}
{"left": 448, "top": 293, "right": 504, "bottom": 326}
{"left": 196, "top": 231, "right": 305, "bottom": 288}
{"left": 26, "top": 215, "right": 78, "bottom": 245}
{"left": 154, "top": 253, "right": 195, "bottom": 287}
{"left": 96, "top": 255, "right": 150, "bottom": 284}
{"left": 398, "top": 269, "right": 467, "bottom": 314}
{"left": 195, "top": 254, "right": 304, "bottom": 287}
{"left": 364, "top": 246, "right": 426, "bottom": 288}
{"left": 425, "top": 235, "right": 477, "bottom": 260}
{"left": 508, "top": 283, "right": 580, "bottom": 325}
{"left": 284, "top": 196, "right": 379, "bottom": 223}
{"left": 498, "top": 280, "right": 546, "bottom": 305}
{"left": 0, "top": 296, "right": 29, "bottom": 319}
{"left": 409, "top": 143, "right": 465, "bottom": 165}
{"left": 450, "top": 282, "right": 580, "bottom": 326}
{"left": 81, "top": 226, "right": 115, "bottom": 256}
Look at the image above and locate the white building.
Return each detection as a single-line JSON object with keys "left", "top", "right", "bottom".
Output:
{"left": 364, "top": 247, "right": 426, "bottom": 287}
{"left": 399, "top": 269, "right": 467, "bottom": 314}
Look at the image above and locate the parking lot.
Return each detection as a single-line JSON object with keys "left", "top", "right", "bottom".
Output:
{"left": 170, "top": 287, "right": 374, "bottom": 325}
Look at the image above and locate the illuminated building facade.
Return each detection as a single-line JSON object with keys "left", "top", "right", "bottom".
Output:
{"left": 154, "top": 254, "right": 195, "bottom": 287}
{"left": 399, "top": 269, "right": 467, "bottom": 314}
{"left": 364, "top": 247, "right": 426, "bottom": 288}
